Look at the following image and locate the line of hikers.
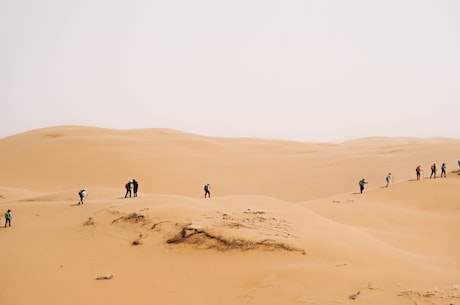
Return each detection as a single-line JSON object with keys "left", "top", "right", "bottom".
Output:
{"left": 4, "top": 160, "right": 456, "bottom": 229}
{"left": 359, "top": 173, "right": 393, "bottom": 193}
{"left": 76, "top": 180, "right": 211, "bottom": 205}
{"left": 416, "top": 162, "right": 447, "bottom": 180}
{"left": 359, "top": 162, "right": 449, "bottom": 194}
{"left": 77, "top": 161, "right": 452, "bottom": 204}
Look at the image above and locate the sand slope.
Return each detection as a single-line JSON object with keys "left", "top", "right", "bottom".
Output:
{"left": 0, "top": 126, "right": 459, "bottom": 305}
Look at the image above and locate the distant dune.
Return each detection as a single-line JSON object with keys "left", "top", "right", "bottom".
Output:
{"left": 0, "top": 126, "right": 459, "bottom": 305}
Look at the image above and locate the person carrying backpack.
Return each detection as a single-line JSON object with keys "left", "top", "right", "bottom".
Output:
{"left": 385, "top": 173, "right": 392, "bottom": 187}
{"left": 441, "top": 163, "right": 447, "bottom": 177}
{"left": 125, "top": 181, "right": 132, "bottom": 198}
{"left": 78, "top": 189, "right": 87, "bottom": 205}
{"left": 416, "top": 165, "right": 422, "bottom": 180}
{"left": 4, "top": 209, "right": 12, "bottom": 227}
{"left": 430, "top": 163, "right": 437, "bottom": 178}
{"left": 203, "top": 184, "right": 211, "bottom": 198}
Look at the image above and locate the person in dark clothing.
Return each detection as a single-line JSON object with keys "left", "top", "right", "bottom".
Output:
{"left": 78, "top": 189, "right": 87, "bottom": 205}
{"left": 416, "top": 165, "right": 422, "bottom": 180}
{"left": 132, "top": 179, "right": 139, "bottom": 197}
{"left": 359, "top": 178, "right": 368, "bottom": 194}
{"left": 430, "top": 163, "right": 437, "bottom": 178}
{"left": 125, "top": 181, "right": 132, "bottom": 198}
{"left": 204, "top": 184, "right": 211, "bottom": 198}
{"left": 441, "top": 163, "right": 447, "bottom": 178}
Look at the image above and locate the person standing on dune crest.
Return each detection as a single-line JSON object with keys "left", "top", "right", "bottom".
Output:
{"left": 78, "top": 189, "right": 87, "bottom": 205}
{"left": 416, "top": 165, "right": 422, "bottom": 180}
{"left": 440, "top": 163, "right": 447, "bottom": 177}
{"left": 430, "top": 163, "right": 437, "bottom": 178}
{"left": 204, "top": 184, "right": 211, "bottom": 198}
{"left": 125, "top": 181, "right": 132, "bottom": 198}
{"left": 359, "top": 178, "right": 368, "bottom": 194}
{"left": 132, "top": 179, "right": 139, "bottom": 197}
{"left": 385, "top": 173, "right": 392, "bottom": 187}
{"left": 4, "top": 209, "right": 12, "bottom": 227}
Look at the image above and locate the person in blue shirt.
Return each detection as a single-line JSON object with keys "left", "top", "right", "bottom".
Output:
{"left": 385, "top": 173, "right": 392, "bottom": 187}
{"left": 4, "top": 209, "right": 12, "bottom": 227}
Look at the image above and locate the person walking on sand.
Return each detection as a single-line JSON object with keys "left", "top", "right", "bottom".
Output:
{"left": 441, "top": 163, "right": 447, "bottom": 177}
{"left": 4, "top": 209, "right": 12, "bottom": 227}
{"left": 78, "top": 189, "right": 87, "bottom": 205}
{"left": 430, "top": 163, "right": 437, "bottom": 179}
{"left": 125, "top": 180, "right": 132, "bottom": 198}
{"left": 385, "top": 173, "right": 392, "bottom": 187}
{"left": 132, "top": 179, "right": 139, "bottom": 197}
{"left": 416, "top": 165, "right": 422, "bottom": 180}
{"left": 359, "top": 178, "right": 368, "bottom": 194}
{"left": 204, "top": 183, "right": 211, "bottom": 198}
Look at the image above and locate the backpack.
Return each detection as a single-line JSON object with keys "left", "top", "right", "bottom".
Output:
{"left": 431, "top": 164, "right": 435, "bottom": 170}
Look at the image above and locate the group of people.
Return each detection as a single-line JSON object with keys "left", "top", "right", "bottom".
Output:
{"left": 125, "top": 179, "right": 139, "bottom": 198}
{"left": 79, "top": 179, "right": 206, "bottom": 204}
{"left": 6, "top": 159, "right": 456, "bottom": 229}
{"left": 359, "top": 162, "right": 449, "bottom": 194}
{"left": 430, "top": 162, "right": 447, "bottom": 179}
{"left": 76, "top": 178, "right": 140, "bottom": 205}
{"left": 75, "top": 161, "right": 452, "bottom": 204}
{"left": 416, "top": 162, "right": 447, "bottom": 180}
{"left": 358, "top": 173, "right": 392, "bottom": 194}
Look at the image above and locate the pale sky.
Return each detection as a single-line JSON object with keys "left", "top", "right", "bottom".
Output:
{"left": 1, "top": 0, "right": 459, "bottom": 142}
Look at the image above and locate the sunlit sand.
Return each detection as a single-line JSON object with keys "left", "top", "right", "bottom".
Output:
{"left": 1, "top": 126, "right": 459, "bottom": 305}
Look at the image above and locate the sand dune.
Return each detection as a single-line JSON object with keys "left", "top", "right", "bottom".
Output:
{"left": 0, "top": 126, "right": 459, "bottom": 305}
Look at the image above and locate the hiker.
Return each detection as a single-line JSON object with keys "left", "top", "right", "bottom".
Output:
{"left": 359, "top": 178, "right": 368, "bottom": 194}
{"left": 132, "top": 179, "right": 139, "bottom": 197}
{"left": 204, "top": 184, "right": 211, "bottom": 198}
{"left": 430, "top": 163, "right": 437, "bottom": 178}
{"left": 78, "top": 189, "right": 87, "bottom": 205}
{"left": 125, "top": 181, "right": 132, "bottom": 198}
{"left": 385, "top": 173, "right": 392, "bottom": 187}
{"left": 4, "top": 209, "right": 12, "bottom": 227}
{"left": 416, "top": 165, "right": 422, "bottom": 180}
{"left": 441, "top": 163, "right": 447, "bottom": 177}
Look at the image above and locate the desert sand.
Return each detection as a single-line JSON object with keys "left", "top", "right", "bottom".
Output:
{"left": 0, "top": 125, "right": 459, "bottom": 305}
